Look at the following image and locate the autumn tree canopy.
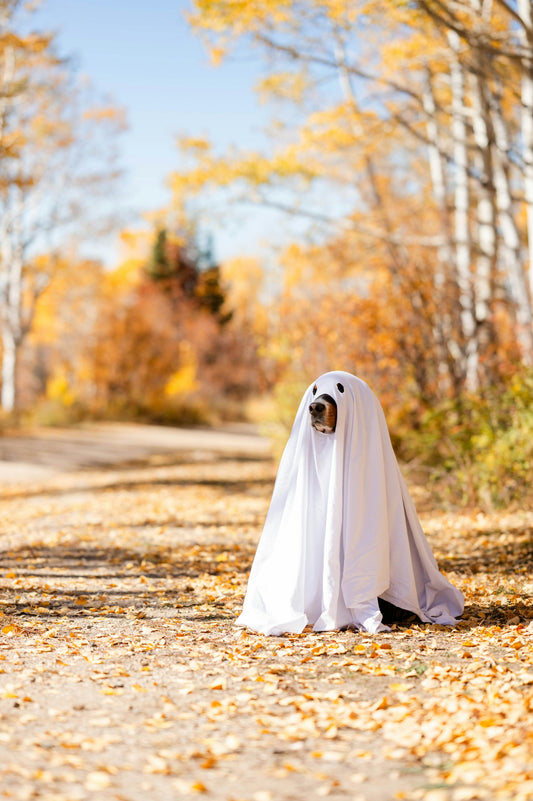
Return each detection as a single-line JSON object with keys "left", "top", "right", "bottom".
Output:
{"left": 171, "top": 0, "right": 533, "bottom": 404}
{"left": 0, "top": 0, "right": 124, "bottom": 412}
{"left": 32, "top": 222, "right": 270, "bottom": 424}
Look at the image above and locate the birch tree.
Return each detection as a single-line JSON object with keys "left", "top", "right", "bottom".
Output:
{"left": 176, "top": 0, "right": 533, "bottom": 398}
{"left": 418, "top": 0, "right": 533, "bottom": 369}
{"left": 516, "top": 0, "right": 533, "bottom": 298}
{"left": 447, "top": 30, "right": 480, "bottom": 391}
{"left": 491, "top": 79, "right": 533, "bottom": 361}
{"left": 0, "top": 2, "right": 124, "bottom": 412}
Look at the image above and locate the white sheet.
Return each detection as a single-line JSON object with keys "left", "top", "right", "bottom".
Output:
{"left": 236, "top": 371, "right": 464, "bottom": 634}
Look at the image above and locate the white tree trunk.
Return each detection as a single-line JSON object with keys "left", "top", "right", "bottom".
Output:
{"left": 491, "top": 91, "right": 533, "bottom": 362}
{"left": 0, "top": 191, "right": 24, "bottom": 413}
{"left": 422, "top": 70, "right": 452, "bottom": 286}
{"left": 449, "top": 31, "right": 478, "bottom": 392}
{"left": 470, "top": 68, "right": 496, "bottom": 344}
{"left": 422, "top": 69, "right": 463, "bottom": 388}
{"left": 1, "top": 323, "right": 16, "bottom": 412}
{"left": 518, "top": 0, "right": 533, "bottom": 301}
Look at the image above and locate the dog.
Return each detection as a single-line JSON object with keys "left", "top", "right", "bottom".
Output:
{"left": 309, "top": 391, "right": 337, "bottom": 433}
{"left": 308, "top": 384, "right": 421, "bottom": 626}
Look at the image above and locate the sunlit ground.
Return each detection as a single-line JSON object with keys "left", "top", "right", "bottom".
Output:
{"left": 0, "top": 427, "right": 531, "bottom": 801}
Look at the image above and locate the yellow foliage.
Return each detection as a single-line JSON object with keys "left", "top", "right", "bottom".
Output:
{"left": 179, "top": 136, "right": 212, "bottom": 155}
{"left": 209, "top": 45, "right": 226, "bottom": 66}
{"left": 189, "top": 0, "right": 293, "bottom": 39}
{"left": 221, "top": 256, "right": 263, "bottom": 304}
{"left": 31, "top": 115, "right": 69, "bottom": 141}
{"left": 172, "top": 136, "right": 320, "bottom": 203}
{"left": 106, "top": 226, "right": 167, "bottom": 296}
{"left": 31, "top": 256, "right": 103, "bottom": 346}
{"left": 321, "top": 0, "right": 361, "bottom": 24}
{"left": 171, "top": 0, "right": 527, "bottom": 421}
{"left": 103, "top": 258, "right": 144, "bottom": 295}
{"left": 82, "top": 105, "right": 127, "bottom": 129}
{"left": 220, "top": 256, "right": 269, "bottom": 335}
{"left": 281, "top": 243, "right": 311, "bottom": 291}
{"left": 255, "top": 71, "right": 309, "bottom": 104}
{"left": 46, "top": 369, "right": 76, "bottom": 406}
{"left": 165, "top": 344, "right": 199, "bottom": 396}
{"left": 165, "top": 364, "right": 199, "bottom": 396}
{"left": 118, "top": 227, "right": 155, "bottom": 258}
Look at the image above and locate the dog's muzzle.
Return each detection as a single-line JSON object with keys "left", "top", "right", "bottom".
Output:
{"left": 309, "top": 393, "right": 337, "bottom": 433}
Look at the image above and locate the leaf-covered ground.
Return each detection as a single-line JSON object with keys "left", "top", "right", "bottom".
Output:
{"left": 0, "top": 425, "right": 532, "bottom": 801}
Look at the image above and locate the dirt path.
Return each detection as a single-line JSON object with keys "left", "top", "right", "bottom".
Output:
{"left": 0, "top": 424, "right": 531, "bottom": 801}
{"left": 0, "top": 422, "right": 271, "bottom": 483}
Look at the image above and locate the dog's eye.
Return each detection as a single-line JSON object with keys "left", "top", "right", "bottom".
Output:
{"left": 312, "top": 385, "right": 317, "bottom": 396}
{"left": 337, "top": 383, "right": 344, "bottom": 393}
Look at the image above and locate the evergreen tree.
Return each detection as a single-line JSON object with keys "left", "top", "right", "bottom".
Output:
{"left": 145, "top": 228, "right": 231, "bottom": 323}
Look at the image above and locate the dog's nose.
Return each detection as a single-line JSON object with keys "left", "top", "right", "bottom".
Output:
{"left": 309, "top": 402, "right": 325, "bottom": 414}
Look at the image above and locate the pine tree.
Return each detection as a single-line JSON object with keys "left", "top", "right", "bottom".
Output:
{"left": 145, "top": 228, "right": 230, "bottom": 323}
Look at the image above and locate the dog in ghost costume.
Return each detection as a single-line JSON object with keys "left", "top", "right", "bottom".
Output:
{"left": 236, "top": 371, "right": 464, "bottom": 635}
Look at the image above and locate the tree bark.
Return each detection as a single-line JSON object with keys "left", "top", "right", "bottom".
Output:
{"left": 1, "top": 323, "right": 16, "bottom": 412}
{"left": 517, "top": 0, "right": 533, "bottom": 301}
{"left": 449, "top": 30, "right": 478, "bottom": 392}
{"left": 491, "top": 86, "right": 533, "bottom": 362}
{"left": 422, "top": 68, "right": 463, "bottom": 392}
{"left": 422, "top": 69, "right": 452, "bottom": 286}
{"left": 0, "top": 195, "right": 24, "bottom": 413}
{"left": 470, "top": 60, "right": 498, "bottom": 367}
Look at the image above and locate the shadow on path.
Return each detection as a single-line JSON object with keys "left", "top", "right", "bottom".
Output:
{"left": 0, "top": 540, "right": 256, "bottom": 621}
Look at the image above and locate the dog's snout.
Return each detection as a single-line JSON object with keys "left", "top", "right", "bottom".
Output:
{"left": 309, "top": 392, "right": 337, "bottom": 433}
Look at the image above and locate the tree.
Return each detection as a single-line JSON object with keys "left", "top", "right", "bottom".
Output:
{"left": 28, "top": 253, "right": 104, "bottom": 410}
{"left": 146, "top": 227, "right": 231, "bottom": 323}
{"left": 0, "top": 0, "right": 124, "bottom": 412}
{"left": 517, "top": 0, "right": 533, "bottom": 298}
{"left": 67, "top": 224, "right": 267, "bottom": 422}
{"left": 173, "top": 0, "right": 533, "bottom": 401}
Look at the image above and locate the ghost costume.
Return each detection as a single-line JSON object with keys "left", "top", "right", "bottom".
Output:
{"left": 236, "top": 371, "right": 464, "bottom": 635}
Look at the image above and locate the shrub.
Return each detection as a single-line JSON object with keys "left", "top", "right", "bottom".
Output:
{"left": 393, "top": 370, "right": 533, "bottom": 508}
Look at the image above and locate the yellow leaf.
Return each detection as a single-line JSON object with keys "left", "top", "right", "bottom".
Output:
{"left": 85, "top": 772, "right": 111, "bottom": 791}
{"left": 165, "top": 362, "right": 198, "bottom": 396}
{"left": 144, "top": 756, "right": 169, "bottom": 774}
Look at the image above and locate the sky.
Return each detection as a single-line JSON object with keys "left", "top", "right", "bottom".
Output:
{"left": 32, "top": 0, "right": 273, "bottom": 265}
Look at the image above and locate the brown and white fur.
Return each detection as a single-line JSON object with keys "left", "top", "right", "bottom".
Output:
{"left": 309, "top": 393, "right": 337, "bottom": 433}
